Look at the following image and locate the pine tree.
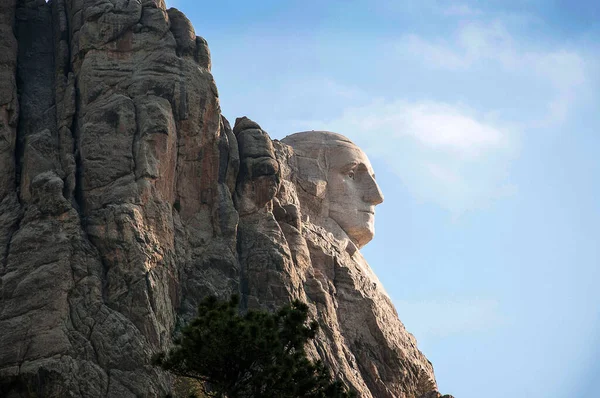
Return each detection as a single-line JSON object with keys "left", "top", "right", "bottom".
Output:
{"left": 153, "top": 295, "right": 355, "bottom": 398}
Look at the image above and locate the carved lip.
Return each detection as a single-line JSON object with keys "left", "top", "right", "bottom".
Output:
{"left": 358, "top": 209, "right": 375, "bottom": 215}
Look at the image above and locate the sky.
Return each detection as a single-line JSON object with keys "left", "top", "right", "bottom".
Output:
{"left": 165, "top": 1, "right": 599, "bottom": 397}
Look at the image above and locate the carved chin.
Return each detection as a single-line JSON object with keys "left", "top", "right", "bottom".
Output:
{"left": 347, "top": 226, "right": 375, "bottom": 248}
{"left": 328, "top": 210, "right": 376, "bottom": 248}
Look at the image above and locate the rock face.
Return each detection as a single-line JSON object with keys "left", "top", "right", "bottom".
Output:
{"left": 0, "top": 1, "right": 447, "bottom": 397}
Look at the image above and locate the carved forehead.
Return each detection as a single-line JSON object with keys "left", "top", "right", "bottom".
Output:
{"left": 282, "top": 131, "right": 355, "bottom": 151}
{"left": 282, "top": 131, "right": 372, "bottom": 172}
{"left": 326, "top": 144, "right": 371, "bottom": 171}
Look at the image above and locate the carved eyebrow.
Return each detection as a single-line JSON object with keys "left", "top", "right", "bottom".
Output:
{"left": 355, "top": 163, "right": 370, "bottom": 173}
{"left": 340, "top": 162, "right": 359, "bottom": 172}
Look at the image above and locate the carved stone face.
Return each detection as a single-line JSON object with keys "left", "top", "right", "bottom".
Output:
{"left": 282, "top": 131, "right": 384, "bottom": 249}
{"left": 325, "top": 141, "right": 384, "bottom": 248}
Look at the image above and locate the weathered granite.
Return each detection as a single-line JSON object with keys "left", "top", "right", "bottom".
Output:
{"left": 0, "top": 1, "right": 449, "bottom": 397}
{"left": 273, "top": 131, "right": 438, "bottom": 397}
{"left": 1, "top": 1, "right": 233, "bottom": 396}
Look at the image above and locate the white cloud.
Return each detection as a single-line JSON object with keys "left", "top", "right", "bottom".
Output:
{"left": 394, "top": 297, "right": 507, "bottom": 338}
{"left": 402, "top": 21, "right": 514, "bottom": 70}
{"left": 398, "top": 102, "right": 505, "bottom": 156}
{"left": 400, "top": 21, "right": 588, "bottom": 125}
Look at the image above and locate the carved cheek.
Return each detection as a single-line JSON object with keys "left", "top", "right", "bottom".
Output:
{"left": 334, "top": 176, "right": 353, "bottom": 198}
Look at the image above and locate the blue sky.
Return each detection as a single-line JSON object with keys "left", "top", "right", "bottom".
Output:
{"left": 166, "top": 1, "right": 599, "bottom": 396}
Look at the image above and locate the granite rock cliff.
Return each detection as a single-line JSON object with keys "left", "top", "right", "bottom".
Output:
{"left": 0, "top": 1, "right": 451, "bottom": 397}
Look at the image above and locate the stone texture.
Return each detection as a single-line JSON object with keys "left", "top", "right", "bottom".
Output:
{"left": 234, "top": 118, "right": 303, "bottom": 312}
{"left": 1, "top": 1, "right": 234, "bottom": 396}
{"left": 0, "top": 2, "right": 450, "bottom": 397}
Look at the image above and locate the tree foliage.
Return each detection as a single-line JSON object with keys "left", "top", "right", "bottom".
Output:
{"left": 153, "top": 295, "right": 355, "bottom": 398}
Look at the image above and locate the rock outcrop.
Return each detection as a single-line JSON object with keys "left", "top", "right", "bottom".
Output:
{"left": 0, "top": 1, "right": 449, "bottom": 397}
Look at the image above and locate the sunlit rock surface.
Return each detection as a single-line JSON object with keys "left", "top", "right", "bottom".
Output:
{"left": 0, "top": 1, "right": 450, "bottom": 397}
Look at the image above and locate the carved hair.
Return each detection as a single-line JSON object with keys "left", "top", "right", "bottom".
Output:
{"left": 281, "top": 131, "right": 356, "bottom": 200}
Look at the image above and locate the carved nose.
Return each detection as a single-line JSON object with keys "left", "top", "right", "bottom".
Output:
{"left": 363, "top": 176, "right": 384, "bottom": 205}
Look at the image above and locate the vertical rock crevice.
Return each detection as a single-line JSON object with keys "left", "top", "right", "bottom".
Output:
{"left": 14, "top": 0, "right": 58, "bottom": 203}
{"left": 0, "top": 0, "right": 21, "bottom": 277}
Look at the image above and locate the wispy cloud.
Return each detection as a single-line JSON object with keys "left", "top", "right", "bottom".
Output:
{"left": 390, "top": 101, "right": 506, "bottom": 157}
{"left": 400, "top": 21, "right": 588, "bottom": 125}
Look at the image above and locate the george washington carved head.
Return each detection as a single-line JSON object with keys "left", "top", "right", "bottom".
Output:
{"left": 282, "top": 131, "right": 383, "bottom": 249}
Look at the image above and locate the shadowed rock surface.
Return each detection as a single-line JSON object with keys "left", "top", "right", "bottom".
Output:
{"left": 0, "top": 1, "right": 450, "bottom": 397}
